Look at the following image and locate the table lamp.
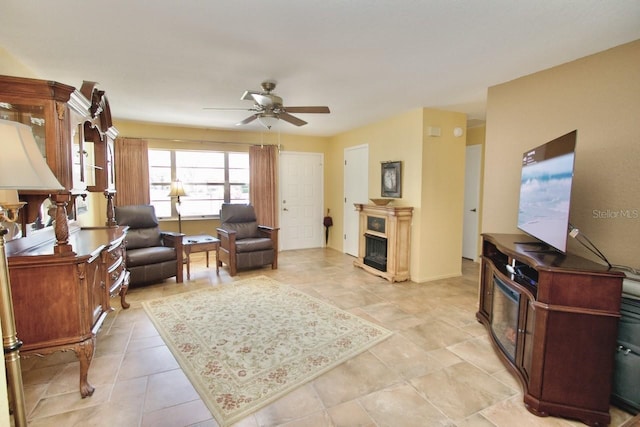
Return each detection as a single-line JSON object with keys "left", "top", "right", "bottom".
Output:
{"left": 168, "top": 179, "right": 187, "bottom": 233}
{"left": 0, "top": 119, "right": 64, "bottom": 427}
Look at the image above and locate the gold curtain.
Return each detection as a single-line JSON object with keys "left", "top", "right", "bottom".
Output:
{"left": 249, "top": 145, "right": 278, "bottom": 227}
{"left": 114, "top": 137, "right": 150, "bottom": 206}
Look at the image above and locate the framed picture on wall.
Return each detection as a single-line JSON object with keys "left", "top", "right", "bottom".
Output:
{"left": 381, "top": 161, "right": 401, "bottom": 198}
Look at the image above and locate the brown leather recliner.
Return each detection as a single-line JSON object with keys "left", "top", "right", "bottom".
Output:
{"left": 216, "top": 204, "right": 278, "bottom": 276}
{"left": 115, "top": 204, "right": 184, "bottom": 286}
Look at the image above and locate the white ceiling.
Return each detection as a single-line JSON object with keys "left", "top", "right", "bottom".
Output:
{"left": 1, "top": 1, "right": 639, "bottom": 137}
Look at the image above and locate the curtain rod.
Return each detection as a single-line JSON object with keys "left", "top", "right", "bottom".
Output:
{"left": 122, "top": 136, "right": 280, "bottom": 147}
{"left": 122, "top": 137, "right": 283, "bottom": 151}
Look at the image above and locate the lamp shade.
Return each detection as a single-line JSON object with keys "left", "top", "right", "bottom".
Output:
{"left": 168, "top": 180, "right": 187, "bottom": 197}
{"left": 0, "top": 119, "right": 64, "bottom": 190}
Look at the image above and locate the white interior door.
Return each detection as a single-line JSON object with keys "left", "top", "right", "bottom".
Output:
{"left": 279, "top": 151, "right": 324, "bottom": 251}
{"left": 344, "top": 145, "right": 369, "bottom": 256}
{"left": 462, "top": 144, "right": 482, "bottom": 261}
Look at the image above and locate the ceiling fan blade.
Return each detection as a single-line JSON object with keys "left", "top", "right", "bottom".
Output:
{"left": 284, "top": 106, "right": 330, "bottom": 114}
{"left": 279, "top": 112, "right": 307, "bottom": 127}
{"left": 203, "top": 107, "right": 254, "bottom": 111}
{"left": 236, "top": 114, "right": 259, "bottom": 126}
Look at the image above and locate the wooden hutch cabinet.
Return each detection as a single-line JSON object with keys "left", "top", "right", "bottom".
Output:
{"left": 0, "top": 75, "right": 118, "bottom": 231}
{"left": 1, "top": 75, "right": 127, "bottom": 397}
{"left": 477, "top": 233, "right": 624, "bottom": 426}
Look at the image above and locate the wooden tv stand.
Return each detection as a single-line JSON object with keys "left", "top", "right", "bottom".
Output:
{"left": 477, "top": 233, "right": 624, "bottom": 426}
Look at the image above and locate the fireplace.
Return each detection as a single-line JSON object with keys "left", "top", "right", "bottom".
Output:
{"left": 353, "top": 204, "right": 413, "bottom": 282}
{"left": 364, "top": 233, "right": 387, "bottom": 271}
{"left": 491, "top": 274, "right": 520, "bottom": 362}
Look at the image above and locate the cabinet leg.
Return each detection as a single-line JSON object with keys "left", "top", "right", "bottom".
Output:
{"left": 75, "top": 338, "right": 95, "bottom": 398}
{"left": 120, "top": 286, "right": 130, "bottom": 309}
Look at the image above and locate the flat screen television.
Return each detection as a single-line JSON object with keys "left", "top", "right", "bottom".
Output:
{"left": 517, "top": 130, "right": 577, "bottom": 253}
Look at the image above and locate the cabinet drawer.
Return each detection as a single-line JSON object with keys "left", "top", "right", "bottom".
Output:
{"left": 107, "top": 256, "right": 126, "bottom": 294}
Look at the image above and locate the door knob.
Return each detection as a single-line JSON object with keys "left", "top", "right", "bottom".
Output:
{"left": 470, "top": 208, "right": 477, "bottom": 212}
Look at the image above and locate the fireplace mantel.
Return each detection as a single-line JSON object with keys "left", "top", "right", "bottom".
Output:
{"left": 353, "top": 203, "right": 413, "bottom": 282}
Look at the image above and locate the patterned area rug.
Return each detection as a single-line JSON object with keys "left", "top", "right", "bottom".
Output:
{"left": 142, "top": 275, "right": 392, "bottom": 426}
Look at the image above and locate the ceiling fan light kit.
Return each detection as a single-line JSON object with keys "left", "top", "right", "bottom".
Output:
{"left": 258, "top": 114, "right": 279, "bottom": 130}
{"left": 209, "top": 81, "right": 330, "bottom": 128}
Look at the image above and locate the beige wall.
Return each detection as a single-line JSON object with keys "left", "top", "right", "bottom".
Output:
{"left": 483, "top": 39, "right": 640, "bottom": 268}
{"left": 112, "top": 120, "right": 331, "bottom": 234}
{"left": 328, "top": 109, "right": 424, "bottom": 276}
{"left": 420, "top": 109, "right": 467, "bottom": 280}
{"left": 117, "top": 109, "right": 468, "bottom": 282}
{"left": 328, "top": 108, "right": 467, "bottom": 282}
{"left": 0, "top": 47, "right": 37, "bottom": 77}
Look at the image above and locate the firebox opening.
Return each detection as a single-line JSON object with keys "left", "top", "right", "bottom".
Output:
{"left": 364, "top": 233, "right": 387, "bottom": 272}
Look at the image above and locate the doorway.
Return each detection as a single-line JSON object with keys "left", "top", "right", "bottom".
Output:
{"left": 462, "top": 144, "right": 482, "bottom": 261}
{"left": 279, "top": 151, "right": 324, "bottom": 251}
{"left": 344, "top": 144, "right": 369, "bottom": 256}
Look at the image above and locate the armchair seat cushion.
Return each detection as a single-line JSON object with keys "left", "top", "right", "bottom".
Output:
{"left": 235, "top": 237, "right": 273, "bottom": 253}
{"left": 126, "top": 246, "right": 177, "bottom": 268}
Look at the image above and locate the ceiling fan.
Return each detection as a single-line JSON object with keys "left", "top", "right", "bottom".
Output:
{"left": 204, "top": 81, "right": 330, "bottom": 128}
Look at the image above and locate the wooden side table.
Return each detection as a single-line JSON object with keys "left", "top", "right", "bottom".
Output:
{"left": 183, "top": 234, "right": 220, "bottom": 279}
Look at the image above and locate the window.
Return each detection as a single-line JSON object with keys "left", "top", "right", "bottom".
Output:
{"left": 149, "top": 149, "right": 249, "bottom": 219}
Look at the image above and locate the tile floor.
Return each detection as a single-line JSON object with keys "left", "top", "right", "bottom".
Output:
{"left": 14, "top": 248, "right": 639, "bottom": 426}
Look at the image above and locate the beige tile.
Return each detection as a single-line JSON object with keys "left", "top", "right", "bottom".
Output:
{"left": 369, "top": 333, "right": 445, "bottom": 379}
{"left": 143, "top": 368, "right": 201, "bottom": 413}
{"left": 491, "top": 368, "right": 521, "bottom": 392}
{"left": 22, "top": 363, "right": 69, "bottom": 388}
{"left": 327, "top": 399, "right": 376, "bottom": 427}
{"left": 14, "top": 252, "right": 635, "bottom": 427}
{"left": 455, "top": 413, "right": 497, "bottom": 427}
{"left": 480, "top": 395, "right": 579, "bottom": 427}
{"left": 313, "top": 351, "right": 402, "bottom": 408}
{"left": 327, "top": 290, "right": 385, "bottom": 310}
{"left": 23, "top": 382, "right": 47, "bottom": 419}
{"left": 446, "top": 335, "right": 505, "bottom": 375}
{"left": 94, "top": 328, "right": 131, "bottom": 357}
{"left": 44, "top": 353, "right": 121, "bottom": 396}
{"left": 29, "top": 382, "right": 112, "bottom": 420}
{"left": 253, "top": 383, "right": 325, "bottom": 426}
{"left": 426, "top": 348, "right": 465, "bottom": 368}
{"left": 401, "top": 319, "right": 474, "bottom": 351}
{"left": 410, "top": 362, "right": 516, "bottom": 421}
{"left": 359, "top": 382, "right": 454, "bottom": 427}
{"left": 118, "top": 345, "right": 180, "bottom": 380}
{"left": 357, "top": 302, "right": 417, "bottom": 330}
{"left": 278, "top": 410, "right": 334, "bottom": 427}
{"left": 126, "top": 334, "right": 167, "bottom": 353}
{"left": 141, "top": 399, "right": 213, "bottom": 427}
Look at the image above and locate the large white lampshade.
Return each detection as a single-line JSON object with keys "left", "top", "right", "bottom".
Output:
{"left": 0, "top": 119, "right": 64, "bottom": 190}
{"left": 0, "top": 118, "right": 64, "bottom": 427}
